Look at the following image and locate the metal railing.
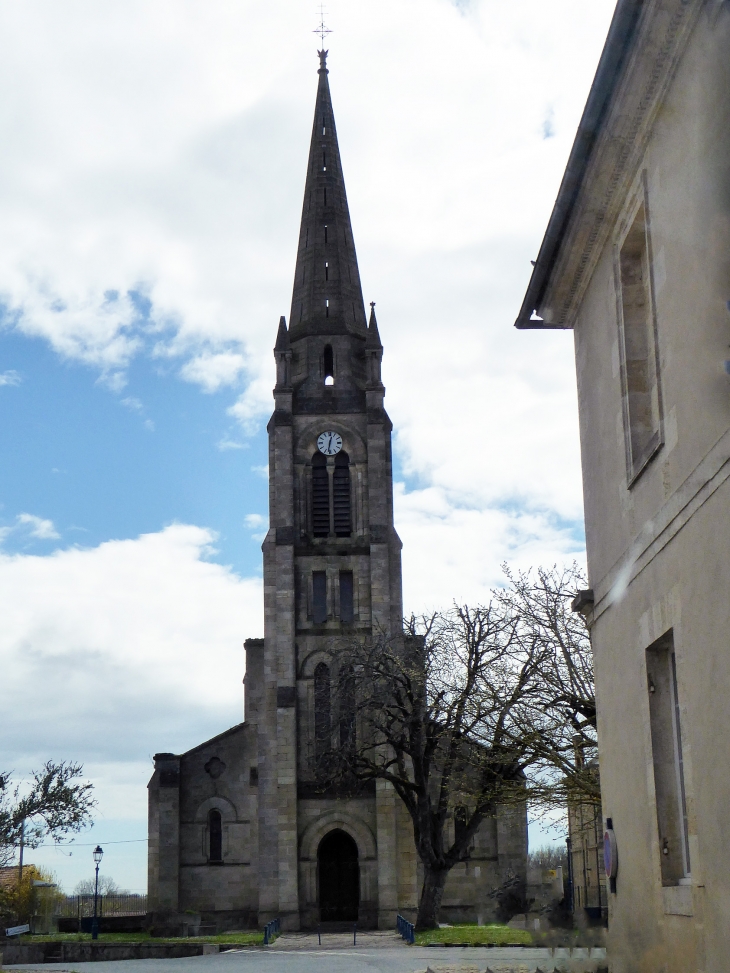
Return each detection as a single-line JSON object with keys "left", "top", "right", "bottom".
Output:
{"left": 262, "top": 917, "right": 280, "bottom": 945}
{"left": 54, "top": 895, "right": 148, "bottom": 918}
{"left": 396, "top": 913, "right": 415, "bottom": 944}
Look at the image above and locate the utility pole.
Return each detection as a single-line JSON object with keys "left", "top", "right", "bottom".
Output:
{"left": 17, "top": 819, "right": 25, "bottom": 888}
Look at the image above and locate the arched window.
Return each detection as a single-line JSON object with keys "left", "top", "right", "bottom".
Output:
{"left": 333, "top": 451, "right": 351, "bottom": 537}
{"left": 454, "top": 805, "right": 470, "bottom": 859}
{"left": 323, "top": 345, "right": 334, "bottom": 385}
{"left": 312, "top": 452, "right": 329, "bottom": 537}
{"left": 208, "top": 809, "right": 222, "bottom": 863}
{"left": 314, "top": 662, "right": 331, "bottom": 765}
{"left": 339, "top": 665, "right": 356, "bottom": 754}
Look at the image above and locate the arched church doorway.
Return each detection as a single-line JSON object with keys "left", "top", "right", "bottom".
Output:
{"left": 317, "top": 829, "right": 359, "bottom": 922}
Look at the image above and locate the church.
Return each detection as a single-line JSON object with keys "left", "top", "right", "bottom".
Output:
{"left": 147, "top": 51, "right": 527, "bottom": 932}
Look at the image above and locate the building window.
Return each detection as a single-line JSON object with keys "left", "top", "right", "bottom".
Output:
{"left": 616, "top": 191, "right": 663, "bottom": 482}
{"left": 314, "top": 662, "right": 331, "bottom": 764}
{"left": 339, "top": 571, "right": 354, "bottom": 624}
{"left": 312, "top": 571, "right": 328, "bottom": 625}
{"left": 339, "top": 665, "right": 356, "bottom": 754}
{"left": 312, "top": 452, "right": 329, "bottom": 537}
{"left": 646, "top": 632, "right": 691, "bottom": 884}
{"left": 208, "top": 809, "right": 222, "bottom": 863}
{"left": 333, "top": 451, "right": 351, "bottom": 537}
{"left": 323, "top": 344, "right": 334, "bottom": 385}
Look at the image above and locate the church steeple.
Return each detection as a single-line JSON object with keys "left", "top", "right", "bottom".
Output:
{"left": 289, "top": 51, "right": 367, "bottom": 339}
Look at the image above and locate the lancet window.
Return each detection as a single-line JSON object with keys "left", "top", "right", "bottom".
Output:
{"left": 339, "top": 665, "right": 356, "bottom": 754}
{"left": 314, "top": 662, "right": 331, "bottom": 764}
{"left": 208, "top": 809, "right": 222, "bottom": 863}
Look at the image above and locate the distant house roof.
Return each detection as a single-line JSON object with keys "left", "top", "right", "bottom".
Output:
{"left": 514, "top": 0, "right": 644, "bottom": 329}
{"left": 0, "top": 864, "right": 34, "bottom": 889}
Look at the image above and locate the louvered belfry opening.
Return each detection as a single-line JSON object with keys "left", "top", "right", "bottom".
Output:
{"left": 312, "top": 452, "right": 330, "bottom": 537}
{"left": 333, "top": 450, "right": 351, "bottom": 537}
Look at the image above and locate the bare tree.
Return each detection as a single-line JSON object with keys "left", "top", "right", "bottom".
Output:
{"left": 496, "top": 563, "right": 599, "bottom": 812}
{"left": 325, "top": 605, "right": 545, "bottom": 930}
{"left": 74, "top": 875, "right": 125, "bottom": 896}
{"left": 0, "top": 762, "right": 96, "bottom": 869}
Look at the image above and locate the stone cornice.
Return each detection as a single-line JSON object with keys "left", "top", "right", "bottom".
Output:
{"left": 538, "top": 0, "right": 705, "bottom": 328}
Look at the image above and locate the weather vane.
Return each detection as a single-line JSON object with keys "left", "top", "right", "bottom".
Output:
{"left": 314, "top": 4, "right": 332, "bottom": 47}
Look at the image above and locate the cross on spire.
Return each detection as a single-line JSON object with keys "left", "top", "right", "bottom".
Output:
{"left": 314, "top": 4, "right": 331, "bottom": 47}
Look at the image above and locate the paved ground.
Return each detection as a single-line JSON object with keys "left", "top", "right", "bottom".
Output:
{"left": 4, "top": 932, "right": 607, "bottom": 973}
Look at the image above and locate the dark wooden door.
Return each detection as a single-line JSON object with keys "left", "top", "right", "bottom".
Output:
{"left": 318, "top": 829, "right": 359, "bottom": 921}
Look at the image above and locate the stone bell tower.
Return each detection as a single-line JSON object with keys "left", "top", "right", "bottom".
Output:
{"left": 257, "top": 48, "right": 404, "bottom": 930}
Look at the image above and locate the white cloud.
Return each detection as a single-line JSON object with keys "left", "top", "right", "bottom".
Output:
{"left": 244, "top": 514, "right": 266, "bottom": 529}
{"left": 217, "top": 437, "right": 246, "bottom": 451}
{"left": 179, "top": 351, "right": 247, "bottom": 392}
{"left": 396, "top": 483, "right": 584, "bottom": 611}
{"left": 0, "top": 524, "right": 262, "bottom": 889}
{"left": 17, "top": 513, "right": 60, "bottom": 540}
{"left": 10, "top": 513, "right": 61, "bottom": 540}
{"left": 120, "top": 396, "right": 143, "bottom": 412}
{"left": 0, "top": 524, "right": 262, "bottom": 767}
{"left": 0, "top": 369, "right": 21, "bottom": 386}
{"left": 227, "top": 368, "right": 273, "bottom": 435}
{"left": 244, "top": 513, "right": 268, "bottom": 543}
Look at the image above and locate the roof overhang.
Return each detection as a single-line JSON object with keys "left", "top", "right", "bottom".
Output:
{"left": 514, "top": 0, "right": 645, "bottom": 330}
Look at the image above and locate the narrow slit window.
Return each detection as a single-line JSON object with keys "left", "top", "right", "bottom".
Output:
{"left": 305, "top": 228, "right": 309, "bottom": 248}
{"left": 324, "top": 225, "right": 328, "bottom": 244}
{"left": 312, "top": 571, "right": 327, "bottom": 624}
{"left": 646, "top": 632, "right": 691, "bottom": 884}
{"left": 324, "top": 188, "right": 327, "bottom": 206}
{"left": 208, "top": 809, "right": 222, "bottom": 863}
{"left": 312, "top": 452, "right": 330, "bottom": 536}
{"left": 325, "top": 299, "right": 329, "bottom": 318}
{"left": 322, "top": 150, "right": 326, "bottom": 171}
{"left": 339, "top": 571, "right": 354, "bottom": 624}
{"left": 323, "top": 345, "right": 334, "bottom": 385}
{"left": 617, "top": 197, "right": 662, "bottom": 481}
{"left": 325, "top": 261, "right": 329, "bottom": 281}
{"left": 314, "top": 662, "right": 331, "bottom": 764}
{"left": 333, "top": 451, "right": 351, "bottom": 537}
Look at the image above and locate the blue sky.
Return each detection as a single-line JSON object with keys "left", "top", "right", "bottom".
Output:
{"left": 0, "top": 0, "right": 617, "bottom": 892}
{"left": 0, "top": 319, "right": 268, "bottom": 577}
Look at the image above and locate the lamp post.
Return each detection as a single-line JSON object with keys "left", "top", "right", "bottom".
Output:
{"left": 91, "top": 845, "right": 103, "bottom": 940}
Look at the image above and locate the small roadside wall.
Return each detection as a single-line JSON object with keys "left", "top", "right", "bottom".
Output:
{"left": 0, "top": 940, "right": 222, "bottom": 964}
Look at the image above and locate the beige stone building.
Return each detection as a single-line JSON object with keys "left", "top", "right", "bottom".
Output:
{"left": 516, "top": 0, "right": 730, "bottom": 969}
{"left": 147, "top": 51, "right": 526, "bottom": 933}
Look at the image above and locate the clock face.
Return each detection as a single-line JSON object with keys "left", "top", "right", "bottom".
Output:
{"left": 317, "top": 431, "right": 343, "bottom": 455}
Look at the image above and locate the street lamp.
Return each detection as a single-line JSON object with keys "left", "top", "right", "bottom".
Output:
{"left": 91, "top": 846, "right": 103, "bottom": 941}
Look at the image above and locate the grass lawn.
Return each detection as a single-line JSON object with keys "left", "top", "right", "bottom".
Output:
{"left": 414, "top": 924, "right": 532, "bottom": 946}
{"left": 23, "top": 931, "right": 264, "bottom": 945}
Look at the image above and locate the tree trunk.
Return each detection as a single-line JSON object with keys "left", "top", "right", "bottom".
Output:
{"left": 416, "top": 865, "right": 450, "bottom": 930}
